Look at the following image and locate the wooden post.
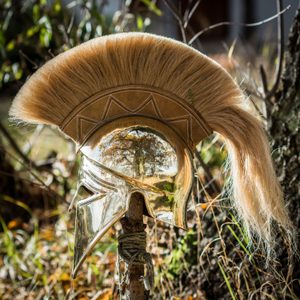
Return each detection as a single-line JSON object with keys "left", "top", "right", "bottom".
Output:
{"left": 119, "top": 192, "right": 149, "bottom": 299}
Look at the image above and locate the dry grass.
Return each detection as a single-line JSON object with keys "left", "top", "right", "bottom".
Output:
{"left": 0, "top": 126, "right": 298, "bottom": 299}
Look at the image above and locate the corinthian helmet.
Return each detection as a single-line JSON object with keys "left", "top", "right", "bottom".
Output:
{"left": 9, "top": 33, "right": 292, "bottom": 277}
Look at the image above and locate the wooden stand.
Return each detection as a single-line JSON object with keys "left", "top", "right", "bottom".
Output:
{"left": 119, "top": 192, "right": 149, "bottom": 300}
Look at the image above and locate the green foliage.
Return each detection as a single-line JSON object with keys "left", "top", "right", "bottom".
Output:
{"left": 0, "top": 0, "right": 70, "bottom": 88}
{"left": 199, "top": 136, "right": 227, "bottom": 169}
{"left": 165, "top": 229, "right": 197, "bottom": 277}
{"left": 0, "top": 0, "right": 107, "bottom": 89}
{"left": 140, "top": 0, "right": 162, "bottom": 16}
{"left": 0, "top": 0, "right": 161, "bottom": 90}
{"left": 154, "top": 202, "right": 299, "bottom": 299}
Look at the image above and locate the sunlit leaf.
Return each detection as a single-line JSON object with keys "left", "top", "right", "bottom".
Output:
{"left": 60, "top": 272, "right": 70, "bottom": 281}
{"left": 12, "top": 62, "right": 23, "bottom": 80}
{"left": 95, "top": 25, "right": 102, "bottom": 37}
{"left": 40, "top": 27, "right": 52, "bottom": 47}
{"left": 140, "top": 0, "right": 162, "bottom": 16}
{"left": 6, "top": 40, "right": 14, "bottom": 51}
{"left": 26, "top": 26, "right": 39, "bottom": 38}
{"left": 38, "top": 16, "right": 52, "bottom": 47}
{"left": 7, "top": 218, "right": 23, "bottom": 230}
{"left": 53, "top": 0, "right": 62, "bottom": 13}
{"left": 40, "top": 227, "right": 55, "bottom": 241}
{"left": 33, "top": 4, "right": 40, "bottom": 22}
{"left": 137, "top": 15, "right": 144, "bottom": 31}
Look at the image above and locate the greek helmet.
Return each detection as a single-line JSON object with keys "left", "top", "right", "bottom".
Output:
{"left": 9, "top": 33, "right": 291, "bottom": 277}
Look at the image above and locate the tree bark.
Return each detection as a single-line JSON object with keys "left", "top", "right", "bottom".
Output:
{"left": 270, "top": 6, "right": 300, "bottom": 238}
{"left": 269, "top": 5, "right": 300, "bottom": 295}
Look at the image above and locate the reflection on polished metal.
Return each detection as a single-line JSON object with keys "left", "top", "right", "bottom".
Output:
{"left": 72, "top": 119, "right": 194, "bottom": 277}
{"left": 65, "top": 86, "right": 211, "bottom": 277}
{"left": 70, "top": 117, "right": 192, "bottom": 276}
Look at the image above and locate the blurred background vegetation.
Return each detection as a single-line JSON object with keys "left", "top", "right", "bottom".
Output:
{"left": 0, "top": 0, "right": 299, "bottom": 299}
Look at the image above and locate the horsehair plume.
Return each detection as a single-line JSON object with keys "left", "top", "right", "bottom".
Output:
{"left": 9, "top": 32, "right": 293, "bottom": 247}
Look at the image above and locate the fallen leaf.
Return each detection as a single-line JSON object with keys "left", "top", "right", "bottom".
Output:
{"left": 40, "top": 227, "right": 55, "bottom": 241}
{"left": 60, "top": 272, "right": 70, "bottom": 282}
{"left": 7, "top": 218, "right": 23, "bottom": 229}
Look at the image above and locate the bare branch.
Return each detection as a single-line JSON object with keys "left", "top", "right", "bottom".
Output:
{"left": 0, "top": 170, "right": 62, "bottom": 199}
{"left": 259, "top": 65, "right": 269, "bottom": 96}
{"left": 0, "top": 122, "right": 66, "bottom": 194}
{"left": 0, "top": 122, "right": 35, "bottom": 168}
{"left": 19, "top": 50, "right": 39, "bottom": 69}
{"left": 188, "top": 4, "right": 291, "bottom": 45}
{"left": 162, "top": 0, "right": 187, "bottom": 43}
{"left": 0, "top": 144, "right": 64, "bottom": 201}
{"left": 248, "top": 96, "right": 267, "bottom": 121}
{"left": 184, "top": 0, "right": 201, "bottom": 29}
{"left": 194, "top": 150, "right": 221, "bottom": 195}
{"left": 183, "top": 0, "right": 193, "bottom": 24}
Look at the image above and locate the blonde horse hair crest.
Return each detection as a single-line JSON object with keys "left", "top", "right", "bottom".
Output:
{"left": 9, "top": 32, "right": 293, "bottom": 247}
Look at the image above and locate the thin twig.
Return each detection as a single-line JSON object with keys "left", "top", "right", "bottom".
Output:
{"left": 0, "top": 170, "right": 61, "bottom": 199}
{"left": 0, "top": 122, "right": 35, "bottom": 167}
{"left": 266, "top": 0, "right": 285, "bottom": 100}
{"left": 67, "top": 13, "right": 75, "bottom": 34}
{"left": 0, "top": 122, "right": 67, "bottom": 201}
{"left": 0, "top": 144, "right": 64, "bottom": 201}
{"left": 188, "top": 4, "right": 291, "bottom": 45}
{"left": 23, "top": 124, "right": 45, "bottom": 155}
{"left": 163, "top": 0, "right": 187, "bottom": 43}
{"left": 258, "top": 0, "right": 285, "bottom": 120}
{"left": 248, "top": 96, "right": 267, "bottom": 121}
{"left": 259, "top": 65, "right": 269, "bottom": 96}
{"left": 19, "top": 50, "right": 39, "bottom": 69}
{"left": 183, "top": 0, "right": 201, "bottom": 29}
{"left": 194, "top": 150, "right": 221, "bottom": 195}
{"left": 244, "top": 87, "right": 264, "bottom": 100}
{"left": 183, "top": 0, "right": 193, "bottom": 25}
